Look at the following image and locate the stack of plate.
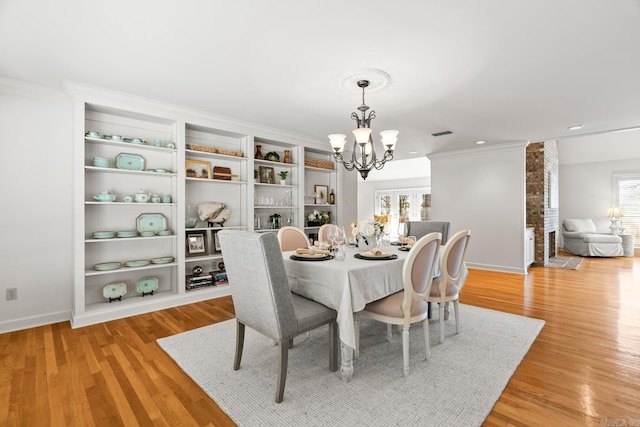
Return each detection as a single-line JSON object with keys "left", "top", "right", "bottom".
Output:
{"left": 94, "top": 262, "right": 121, "bottom": 271}
{"left": 151, "top": 256, "right": 174, "bottom": 264}
{"left": 92, "top": 231, "right": 116, "bottom": 239}
{"left": 124, "top": 260, "right": 150, "bottom": 268}
{"left": 117, "top": 230, "right": 138, "bottom": 238}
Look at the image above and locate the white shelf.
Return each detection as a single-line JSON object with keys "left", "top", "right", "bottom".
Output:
{"left": 85, "top": 262, "right": 178, "bottom": 277}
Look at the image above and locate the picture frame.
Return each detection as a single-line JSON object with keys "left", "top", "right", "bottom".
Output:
{"left": 213, "top": 231, "right": 222, "bottom": 253}
{"left": 314, "top": 185, "right": 328, "bottom": 204}
{"left": 186, "top": 232, "right": 207, "bottom": 256}
{"left": 185, "top": 159, "right": 211, "bottom": 179}
{"left": 259, "top": 166, "right": 275, "bottom": 184}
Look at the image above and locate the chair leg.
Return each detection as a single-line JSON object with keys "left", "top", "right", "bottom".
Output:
{"left": 329, "top": 321, "right": 338, "bottom": 372}
{"left": 234, "top": 321, "right": 245, "bottom": 370}
{"left": 454, "top": 299, "right": 460, "bottom": 334}
{"left": 402, "top": 325, "right": 410, "bottom": 376}
{"left": 354, "top": 313, "right": 360, "bottom": 358}
{"left": 444, "top": 301, "right": 450, "bottom": 321}
{"left": 439, "top": 304, "right": 445, "bottom": 344}
{"left": 276, "top": 340, "right": 289, "bottom": 403}
{"left": 422, "top": 318, "right": 430, "bottom": 360}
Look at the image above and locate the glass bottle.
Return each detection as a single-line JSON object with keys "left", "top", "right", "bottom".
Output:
{"left": 329, "top": 189, "right": 335, "bottom": 205}
{"left": 255, "top": 144, "right": 263, "bottom": 160}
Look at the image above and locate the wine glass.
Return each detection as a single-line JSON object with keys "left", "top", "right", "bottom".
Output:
{"left": 397, "top": 222, "right": 409, "bottom": 246}
{"left": 327, "top": 225, "right": 339, "bottom": 250}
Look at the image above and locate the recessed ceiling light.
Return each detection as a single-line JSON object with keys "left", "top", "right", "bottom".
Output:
{"left": 475, "top": 140, "right": 486, "bottom": 145}
{"left": 568, "top": 125, "right": 584, "bottom": 130}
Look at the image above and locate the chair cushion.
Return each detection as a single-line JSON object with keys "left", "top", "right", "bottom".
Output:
{"left": 429, "top": 277, "right": 461, "bottom": 299}
{"left": 363, "top": 291, "right": 428, "bottom": 318}
{"left": 582, "top": 234, "right": 622, "bottom": 243}
{"left": 563, "top": 219, "right": 596, "bottom": 233}
{"left": 291, "top": 293, "right": 336, "bottom": 333}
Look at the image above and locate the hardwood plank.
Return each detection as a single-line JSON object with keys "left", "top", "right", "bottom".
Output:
{"left": 1, "top": 257, "right": 638, "bottom": 426}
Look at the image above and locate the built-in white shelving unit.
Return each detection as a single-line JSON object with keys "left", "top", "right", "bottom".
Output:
{"left": 69, "top": 83, "right": 340, "bottom": 327}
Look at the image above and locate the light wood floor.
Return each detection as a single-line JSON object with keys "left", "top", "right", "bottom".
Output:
{"left": 1, "top": 255, "right": 639, "bottom": 426}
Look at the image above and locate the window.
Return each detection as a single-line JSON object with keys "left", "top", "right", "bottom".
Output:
{"left": 614, "top": 173, "right": 640, "bottom": 244}
{"left": 375, "top": 188, "right": 430, "bottom": 238}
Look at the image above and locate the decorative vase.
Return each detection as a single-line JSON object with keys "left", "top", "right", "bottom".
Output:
{"left": 283, "top": 150, "right": 291, "bottom": 164}
{"left": 255, "top": 145, "right": 263, "bottom": 160}
{"left": 357, "top": 235, "right": 376, "bottom": 251}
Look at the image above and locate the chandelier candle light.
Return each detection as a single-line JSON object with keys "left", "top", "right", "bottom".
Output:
{"left": 329, "top": 80, "right": 398, "bottom": 180}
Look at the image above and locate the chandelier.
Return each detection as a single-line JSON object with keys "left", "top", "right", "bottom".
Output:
{"left": 328, "top": 79, "right": 398, "bottom": 180}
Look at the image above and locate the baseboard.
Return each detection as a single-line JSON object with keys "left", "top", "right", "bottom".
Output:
{"left": 466, "top": 262, "right": 527, "bottom": 275}
{"left": 0, "top": 310, "right": 71, "bottom": 334}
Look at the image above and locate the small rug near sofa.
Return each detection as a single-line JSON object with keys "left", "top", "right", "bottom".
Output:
{"left": 157, "top": 305, "right": 544, "bottom": 426}
{"left": 546, "top": 255, "right": 583, "bottom": 270}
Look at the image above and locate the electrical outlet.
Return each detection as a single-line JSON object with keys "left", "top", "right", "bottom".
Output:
{"left": 6, "top": 288, "right": 17, "bottom": 301}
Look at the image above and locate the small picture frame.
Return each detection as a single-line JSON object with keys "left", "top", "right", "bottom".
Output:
{"left": 314, "top": 185, "right": 328, "bottom": 204}
{"left": 213, "top": 231, "right": 222, "bottom": 253}
{"left": 259, "top": 166, "right": 275, "bottom": 184}
{"left": 186, "top": 159, "right": 211, "bottom": 179}
{"left": 186, "top": 232, "right": 207, "bottom": 256}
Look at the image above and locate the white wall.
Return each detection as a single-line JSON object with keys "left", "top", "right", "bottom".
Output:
{"left": 429, "top": 143, "right": 528, "bottom": 273}
{"left": 0, "top": 79, "right": 74, "bottom": 331}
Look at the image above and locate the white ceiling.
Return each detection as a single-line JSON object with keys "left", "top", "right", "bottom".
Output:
{"left": 2, "top": 0, "right": 640, "bottom": 160}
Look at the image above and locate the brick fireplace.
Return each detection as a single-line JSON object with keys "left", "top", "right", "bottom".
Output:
{"left": 526, "top": 141, "right": 559, "bottom": 265}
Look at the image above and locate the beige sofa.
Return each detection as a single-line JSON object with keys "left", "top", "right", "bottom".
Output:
{"left": 562, "top": 219, "right": 623, "bottom": 257}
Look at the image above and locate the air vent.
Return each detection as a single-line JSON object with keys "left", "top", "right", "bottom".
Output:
{"left": 431, "top": 130, "right": 453, "bottom": 137}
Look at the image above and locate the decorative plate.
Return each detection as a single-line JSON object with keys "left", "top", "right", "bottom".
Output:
{"left": 290, "top": 254, "right": 333, "bottom": 261}
{"left": 116, "top": 153, "right": 145, "bottom": 171}
{"left": 92, "top": 231, "right": 116, "bottom": 239}
{"left": 197, "top": 202, "right": 230, "bottom": 224}
{"left": 136, "top": 213, "right": 167, "bottom": 233}
{"left": 136, "top": 276, "right": 158, "bottom": 296}
{"left": 151, "top": 256, "right": 174, "bottom": 264}
{"left": 94, "top": 262, "right": 121, "bottom": 271}
{"left": 102, "top": 281, "right": 127, "bottom": 302}
{"left": 354, "top": 252, "right": 398, "bottom": 261}
{"left": 124, "top": 260, "right": 151, "bottom": 267}
{"left": 116, "top": 230, "right": 138, "bottom": 238}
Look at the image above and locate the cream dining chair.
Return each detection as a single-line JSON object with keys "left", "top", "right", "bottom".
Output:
{"left": 428, "top": 229, "right": 471, "bottom": 343}
{"left": 217, "top": 230, "right": 338, "bottom": 403}
{"left": 354, "top": 232, "right": 442, "bottom": 376}
{"left": 318, "top": 224, "right": 338, "bottom": 244}
{"left": 277, "top": 226, "right": 310, "bottom": 251}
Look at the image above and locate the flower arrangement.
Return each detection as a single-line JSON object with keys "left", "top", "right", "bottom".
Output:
{"left": 307, "top": 210, "right": 330, "bottom": 225}
{"left": 351, "top": 219, "right": 385, "bottom": 242}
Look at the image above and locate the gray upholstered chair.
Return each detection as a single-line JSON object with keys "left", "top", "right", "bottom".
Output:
{"left": 407, "top": 221, "right": 450, "bottom": 244}
{"left": 428, "top": 229, "right": 471, "bottom": 343}
{"left": 217, "top": 230, "right": 338, "bottom": 403}
{"left": 354, "top": 232, "right": 441, "bottom": 376}
{"left": 277, "top": 226, "right": 310, "bottom": 251}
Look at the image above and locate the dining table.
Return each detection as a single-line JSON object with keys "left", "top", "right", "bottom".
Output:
{"left": 283, "top": 245, "right": 413, "bottom": 381}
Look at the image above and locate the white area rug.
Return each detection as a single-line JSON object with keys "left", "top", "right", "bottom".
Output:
{"left": 158, "top": 304, "right": 544, "bottom": 426}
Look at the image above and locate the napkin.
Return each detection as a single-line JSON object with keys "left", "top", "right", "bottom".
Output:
{"left": 296, "top": 248, "right": 330, "bottom": 255}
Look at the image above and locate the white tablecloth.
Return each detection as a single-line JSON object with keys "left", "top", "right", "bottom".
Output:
{"left": 283, "top": 247, "right": 409, "bottom": 349}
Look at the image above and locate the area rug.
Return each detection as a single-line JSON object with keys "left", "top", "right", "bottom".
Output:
{"left": 546, "top": 255, "right": 583, "bottom": 269}
{"left": 158, "top": 304, "right": 544, "bottom": 426}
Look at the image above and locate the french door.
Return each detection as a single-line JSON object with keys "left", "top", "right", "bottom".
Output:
{"left": 375, "top": 188, "right": 430, "bottom": 238}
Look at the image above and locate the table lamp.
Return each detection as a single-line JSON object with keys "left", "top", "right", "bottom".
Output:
{"left": 607, "top": 207, "right": 622, "bottom": 235}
